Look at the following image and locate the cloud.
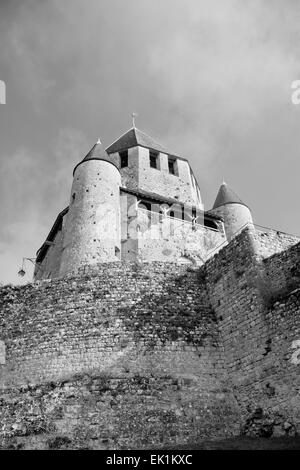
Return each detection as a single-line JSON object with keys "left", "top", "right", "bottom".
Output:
{"left": 1, "top": 0, "right": 300, "bottom": 283}
{"left": 0, "top": 128, "right": 89, "bottom": 284}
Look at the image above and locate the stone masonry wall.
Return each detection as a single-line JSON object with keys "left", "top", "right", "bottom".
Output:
{"left": 109, "top": 147, "right": 140, "bottom": 192}
{"left": 35, "top": 227, "right": 64, "bottom": 281}
{"left": 0, "top": 262, "right": 240, "bottom": 449}
{"left": 263, "top": 242, "right": 300, "bottom": 298}
{"left": 1, "top": 228, "right": 300, "bottom": 449}
{"left": 205, "top": 227, "right": 300, "bottom": 437}
{"left": 59, "top": 160, "right": 121, "bottom": 276}
{"left": 122, "top": 208, "right": 225, "bottom": 264}
{"left": 108, "top": 146, "right": 202, "bottom": 208}
{"left": 254, "top": 228, "right": 300, "bottom": 259}
{"left": 138, "top": 148, "right": 202, "bottom": 208}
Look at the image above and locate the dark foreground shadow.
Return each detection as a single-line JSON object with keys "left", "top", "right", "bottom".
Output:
{"left": 161, "top": 436, "right": 300, "bottom": 450}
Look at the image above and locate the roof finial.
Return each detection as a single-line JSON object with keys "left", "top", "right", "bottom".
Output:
{"left": 131, "top": 112, "right": 138, "bottom": 128}
{"left": 97, "top": 138, "right": 101, "bottom": 144}
{"left": 222, "top": 177, "right": 226, "bottom": 185}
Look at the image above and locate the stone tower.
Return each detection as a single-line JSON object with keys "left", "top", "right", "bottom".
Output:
{"left": 59, "top": 140, "right": 121, "bottom": 276}
{"left": 34, "top": 126, "right": 226, "bottom": 280}
{"left": 210, "top": 182, "right": 253, "bottom": 241}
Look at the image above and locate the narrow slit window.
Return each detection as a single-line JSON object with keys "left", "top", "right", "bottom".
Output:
{"left": 119, "top": 150, "right": 128, "bottom": 168}
{"left": 168, "top": 157, "right": 178, "bottom": 176}
{"left": 149, "top": 151, "right": 159, "bottom": 169}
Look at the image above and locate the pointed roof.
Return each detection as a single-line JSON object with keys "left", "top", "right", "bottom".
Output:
{"left": 213, "top": 182, "right": 248, "bottom": 209}
{"left": 106, "top": 127, "right": 181, "bottom": 158}
{"left": 81, "top": 139, "right": 110, "bottom": 162}
{"left": 73, "top": 139, "right": 119, "bottom": 175}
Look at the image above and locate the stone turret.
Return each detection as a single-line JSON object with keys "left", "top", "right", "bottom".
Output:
{"left": 210, "top": 182, "right": 253, "bottom": 241}
{"left": 59, "top": 139, "right": 121, "bottom": 276}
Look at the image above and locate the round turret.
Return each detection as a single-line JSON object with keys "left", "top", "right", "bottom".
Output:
{"left": 210, "top": 182, "right": 253, "bottom": 241}
{"left": 59, "top": 140, "right": 121, "bottom": 276}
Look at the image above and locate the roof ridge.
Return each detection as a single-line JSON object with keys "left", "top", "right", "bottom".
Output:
{"left": 106, "top": 125, "right": 182, "bottom": 158}
{"left": 134, "top": 127, "right": 170, "bottom": 152}
{"left": 105, "top": 126, "right": 135, "bottom": 151}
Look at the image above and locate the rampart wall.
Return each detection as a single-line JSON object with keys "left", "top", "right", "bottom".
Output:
{"left": 205, "top": 228, "right": 300, "bottom": 436}
{"left": 254, "top": 228, "right": 299, "bottom": 259}
{"left": 0, "top": 263, "right": 240, "bottom": 449}
{"left": 1, "top": 228, "right": 300, "bottom": 449}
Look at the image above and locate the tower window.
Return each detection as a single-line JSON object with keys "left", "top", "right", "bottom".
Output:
{"left": 168, "top": 157, "right": 178, "bottom": 176}
{"left": 205, "top": 219, "right": 218, "bottom": 230}
{"left": 72, "top": 193, "right": 76, "bottom": 203}
{"left": 139, "top": 200, "right": 152, "bottom": 212}
{"left": 149, "top": 151, "right": 159, "bottom": 169}
{"left": 119, "top": 150, "right": 128, "bottom": 168}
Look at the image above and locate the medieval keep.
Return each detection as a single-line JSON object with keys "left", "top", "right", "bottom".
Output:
{"left": 34, "top": 125, "right": 253, "bottom": 280}
{"left": 1, "top": 123, "right": 300, "bottom": 450}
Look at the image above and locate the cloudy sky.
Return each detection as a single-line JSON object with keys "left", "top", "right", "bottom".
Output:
{"left": 0, "top": 0, "right": 300, "bottom": 284}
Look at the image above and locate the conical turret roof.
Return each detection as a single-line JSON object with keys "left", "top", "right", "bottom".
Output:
{"left": 73, "top": 139, "right": 119, "bottom": 175}
{"left": 81, "top": 139, "right": 111, "bottom": 163}
{"left": 213, "top": 182, "right": 247, "bottom": 209}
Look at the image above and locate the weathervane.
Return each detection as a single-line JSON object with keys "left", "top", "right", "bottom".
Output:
{"left": 131, "top": 112, "right": 138, "bottom": 128}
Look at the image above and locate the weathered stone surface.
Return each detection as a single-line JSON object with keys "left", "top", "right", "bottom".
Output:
{"left": 1, "top": 227, "right": 300, "bottom": 449}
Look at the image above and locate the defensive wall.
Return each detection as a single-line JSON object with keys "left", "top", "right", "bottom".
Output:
{"left": 35, "top": 203, "right": 226, "bottom": 281}
{"left": 0, "top": 227, "right": 299, "bottom": 449}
